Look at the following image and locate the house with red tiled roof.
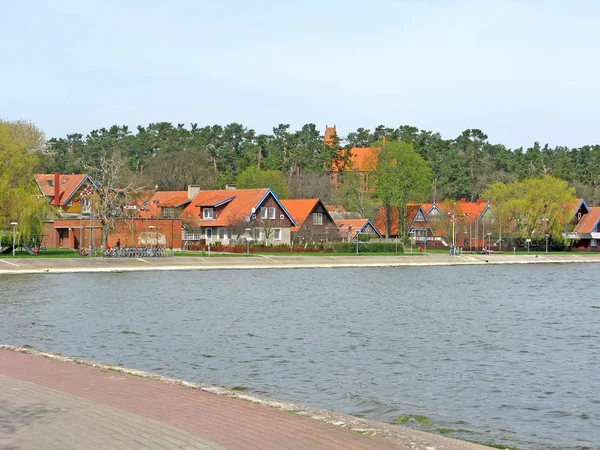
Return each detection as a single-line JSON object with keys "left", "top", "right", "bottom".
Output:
{"left": 141, "top": 186, "right": 200, "bottom": 218}
{"left": 35, "top": 172, "right": 99, "bottom": 217}
{"left": 335, "top": 218, "right": 382, "bottom": 241}
{"left": 374, "top": 204, "right": 435, "bottom": 240}
{"left": 281, "top": 199, "right": 339, "bottom": 243}
{"left": 181, "top": 188, "right": 296, "bottom": 245}
{"left": 569, "top": 207, "right": 600, "bottom": 251}
{"left": 562, "top": 199, "right": 600, "bottom": 251}
{"left": 325, "top": 126, "right": 378, "bottom": 189}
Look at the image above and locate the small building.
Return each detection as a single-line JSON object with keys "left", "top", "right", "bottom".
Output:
{"left": 281, "top": 199, "right": 340, "bottom": 243}
{"left": 181, "top": 188, "right": 296, "bottom": 246}
{"left": 374, "top": 204, "right": 435, "bottom": 240}
{"left": 563, "top": 199, "right": 600, "bottom": 251}
{"left": 335, "top": 218, "right": 382, "bottom": 241}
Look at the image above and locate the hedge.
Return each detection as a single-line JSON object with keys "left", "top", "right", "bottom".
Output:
{"left": 331, "top": 242, "right": 404, "bottom": 253}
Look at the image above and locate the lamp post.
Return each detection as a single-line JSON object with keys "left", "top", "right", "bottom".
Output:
{"left": 448, "top": 212, "right": 456, "bottom": 249}
{"left": 486, "top": 232, "right": 492, "bottom": 253}
{"left": 153, "top": 200, "right": 160, "bottom": 249}
{"left": 408, "top": 230, "right": 415, "bottom": 253}
{"left": 465, "top": 213, "right": 473, "bottom": 251}
{"left": 356, "top": 229, "right": 359, "bottom": 254}
{"left": 10, "top": 222, "right": 17, "bottom": 257}
{"left": 245, "top": 228, "right": 252, "bottom": 255}
{"left": 545, "top": 234, "right": 549, "bottom": 254}
{"left": 526, "top": 238, "right": 531, "bottom": 254}
{"left": 148, "top": 225, "right": 154, "bottom": 248}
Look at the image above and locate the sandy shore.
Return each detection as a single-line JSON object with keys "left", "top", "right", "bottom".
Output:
{"left": 1, "top": 252, "right": 600, "bottom": 275}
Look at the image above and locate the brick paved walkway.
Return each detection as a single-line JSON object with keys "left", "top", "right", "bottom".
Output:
{"left": 0, "top": 349, "right": 493, "bottom": 450}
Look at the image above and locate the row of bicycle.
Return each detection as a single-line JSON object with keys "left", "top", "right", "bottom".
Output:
{"left": 76, "top": 247, "right": 172, "bottom": 257}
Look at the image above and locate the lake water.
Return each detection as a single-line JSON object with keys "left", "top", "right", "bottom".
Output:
{"left": 1, "top": 265, "right": 599, "bottom": 449}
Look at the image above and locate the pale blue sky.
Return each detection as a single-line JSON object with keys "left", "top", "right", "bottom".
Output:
{"left": 2, "top": 0, "right": 599, "bottom": 148}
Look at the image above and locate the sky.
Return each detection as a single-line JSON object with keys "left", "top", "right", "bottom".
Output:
{"left": 2, "top": 0, "right": 599, "bottom": 149}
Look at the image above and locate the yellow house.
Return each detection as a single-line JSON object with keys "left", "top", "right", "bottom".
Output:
{"left": 35, "top": 172, "right": 100, "bottom": 217}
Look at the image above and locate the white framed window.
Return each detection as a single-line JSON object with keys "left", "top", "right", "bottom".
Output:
{"left": 205, "top": 228, "right": 213, "bottom": 240}
{"left": 415, "top": 210, "right": 425, "bottom": 222}
{"left": 273, "top": 229, "right": 282, "bottom": 241}
{"left": 254, "top": 229, "right": 262, "bottom": 241}
{"left": 269, "top": 207, "right": 276, "bottom": 219}
{"left": 592, "top": 239, "right": 597, "bottom": 247}
{"left": 203, "top": 207, "right": 214, "bottom": 219}
{"left": 313, "top": 212, "right": 323, "bottom": 225}
{"left": 260, "top": 207, "right": 268, "bottom": 219}
{"left": 218, "top": 227, "right": 226, "bottom": 240}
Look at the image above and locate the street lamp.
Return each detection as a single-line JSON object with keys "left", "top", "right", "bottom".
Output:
{"left": 153, "top": 200, "right": 160, "bottom": 249}
{"left": 408, "top": 230, "right": 415, "bottom": 253}
{"left": 148, "top": 225, "right": 154, "bottom": 248}
{"left": 10, "top": 222, "right": 17, "bottom": 257}
{"left": 486, "top": 232, "right": 492, "bottom": 253}
{"left": 545, "top": 234, "right": 549, "bottom": 254}
{"left": 245, "top": 228, "right": 252, "bottom": 255}
{"left": 526, "top": 238, "right": 531, "bottom": 254}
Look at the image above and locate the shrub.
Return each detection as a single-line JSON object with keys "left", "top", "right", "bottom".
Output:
{"left": 331, "top": 242, "right": 403, "bottom": 253}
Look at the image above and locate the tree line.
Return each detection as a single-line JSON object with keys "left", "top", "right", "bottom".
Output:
{"left": 40, "top": 122, "right": 600, "bottom": 207}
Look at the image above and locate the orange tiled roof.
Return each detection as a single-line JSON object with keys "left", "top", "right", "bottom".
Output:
{"left": 35, "top": 174, "right": 92, "bottom": 206}
{"left": 281, "top": 199, "right": 320, "bottom": 232}
{"left": 183, "top": 188, "right": 291, "bottom": 227}
{"left": 141, "top": 191, "right": 189, "bottom": 217}
{"left": 195, "top": 193, "right": 236, "bottom": 207}
{"left": 455, "top": 198, "right": 489, "bottom": 220}
{"left": 575, "top": 207, "right": 600, "bottom": 234}
{"left": 331, "top": 147, "right": 378, "bottom": 172}
{"left": 374, "top": 204, "right": 433, "bottom": 236}
{"left": 335, "top": 218, "right": 381, "bottom": 238}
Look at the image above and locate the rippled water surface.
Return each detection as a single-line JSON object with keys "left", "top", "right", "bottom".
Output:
{"left": 1, "top": 265, "right": 600, "bottom": 449}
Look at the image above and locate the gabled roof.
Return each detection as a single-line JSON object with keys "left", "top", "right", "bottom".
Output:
{"left": 143, "top": 191, "right": 190, "bottom": 216}
{"left": 374, "top": 204, "right": 434, "bottom": 237}
{"left": 35, "top": 173, "right": 98, "bottom": 207}
{"left": 183, "top": 188, "right": 296, "bottom": 227}
{"left": 326, "top": 204, "right": 346, "bottom": 213}
{"left": 456, "top": 198, "right": 490, "bottom": 220}
{"left": 574, "top": 207, "right": 600, "bottom": 234}
{"left": 422, "top": 202, "right": 446, "bottom": 215}
{"left": 567, "top": 198, "right": 590, "bottom": 221}
{"left": 335, "top": 218, "right": 382, "bottom": 239}
{"left": 281, "top": 199, "right": 334, "bottom": 232}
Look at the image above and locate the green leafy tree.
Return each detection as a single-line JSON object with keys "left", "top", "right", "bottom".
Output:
{"left": 0, "top": 119, "right": 49, "bottom": 244}
{"left": 483, "top": 176, "right": 576, "bottom": 244}
{"left": 373, "top": 140, "right": 432, "bottom": 237}
{"left": 235, "top": 167, "right": 289, "bottom": 199}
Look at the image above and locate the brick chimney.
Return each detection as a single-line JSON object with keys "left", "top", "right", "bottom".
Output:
{"left": 52, "top": 172, "right": 60, "bottom": 205}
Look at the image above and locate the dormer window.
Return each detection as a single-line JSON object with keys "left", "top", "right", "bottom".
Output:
{"left": 203, "top": 207, "right": 214, "bottom": 219}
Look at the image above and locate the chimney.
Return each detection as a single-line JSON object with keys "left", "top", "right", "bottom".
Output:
{"left": 188, "top": 185, "right": 201, "bottom": 200}
{"left": 53, "top": 172, "right": 60, "bottom": 205}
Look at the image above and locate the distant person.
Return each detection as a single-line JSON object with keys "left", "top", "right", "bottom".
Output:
{"left": 449, "top": 244, "right": 453, "bottom": 256}
{"left": 116, "top": 239, "right": 121, "bottom": 249}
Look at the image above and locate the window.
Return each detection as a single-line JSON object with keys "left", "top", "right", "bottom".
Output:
{"left": 592, "top": 239, "right": 597, "bottom": 248}
{"left": 414, "top": 211, "right": 425, "bottom": 222}
{"left": 269, "top": 207, "right": 276, "bottom": 219}
{"left": 313, "top": 212, "right": 323, "bottom": 225}
{"left": 205, "top": 228, "right": 212, "bottom": 240}
{"left": 218, "top": 227, "right": 227, "bottom": 240}
{"left": 162, "top": 207, "right": 176, "bottom": 219}
{"left": 273, "top": 229, "right": 282, "bottom": 241}
{"left": 254, "top": 229, "right": 262, "bottom": 241}
{"left": 203, "top": 207, "right": 214, "bottom": 219}
{"left": 260, "top": 207, "right": 268, "bottom": 219}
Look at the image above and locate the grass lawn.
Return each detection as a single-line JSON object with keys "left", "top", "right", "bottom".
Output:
{"left": 1, "top": 248, "right": 78, "bottom": 258}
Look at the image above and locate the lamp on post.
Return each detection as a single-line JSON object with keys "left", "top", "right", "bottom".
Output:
{"left": 486, "top": 232, "right": 492, "bottom": 253}
{"left": 355, "top": 228, "right": 360, "bottom": 255}
{"left": 148, "top": 225, "right": 154, "bottom": 248}
{"left": 245, "top": 228, "right": 252, "bottom": 255}
{"left": 153, "top": 200, "right": 160, "bottom": 249}
{"left": 545, "top": 234, "right": 549, "bottom": 254}
{"left": 448, "top": 211, "right": 456, "bottom": 249}
{"left": 526, "top": 238, "right": 531, "bottom": 254}
{"left": 408, "top": 230, "right": 415, "bottom": 253}
{"left": 465, "top": 213, "right": 473, "bottom": 251}
{"left": 10, "top": 222, "right": 17, "bottom": 257}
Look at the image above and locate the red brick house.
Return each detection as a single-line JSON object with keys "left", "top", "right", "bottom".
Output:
{"left": 563, "top": 199, "right": 600, "bottom": 251}
{"left": 281, "top": 198, "right": 340, "bottom": 243}
{"left": 181, "top": 188, "right": 296, "bottom": 245}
